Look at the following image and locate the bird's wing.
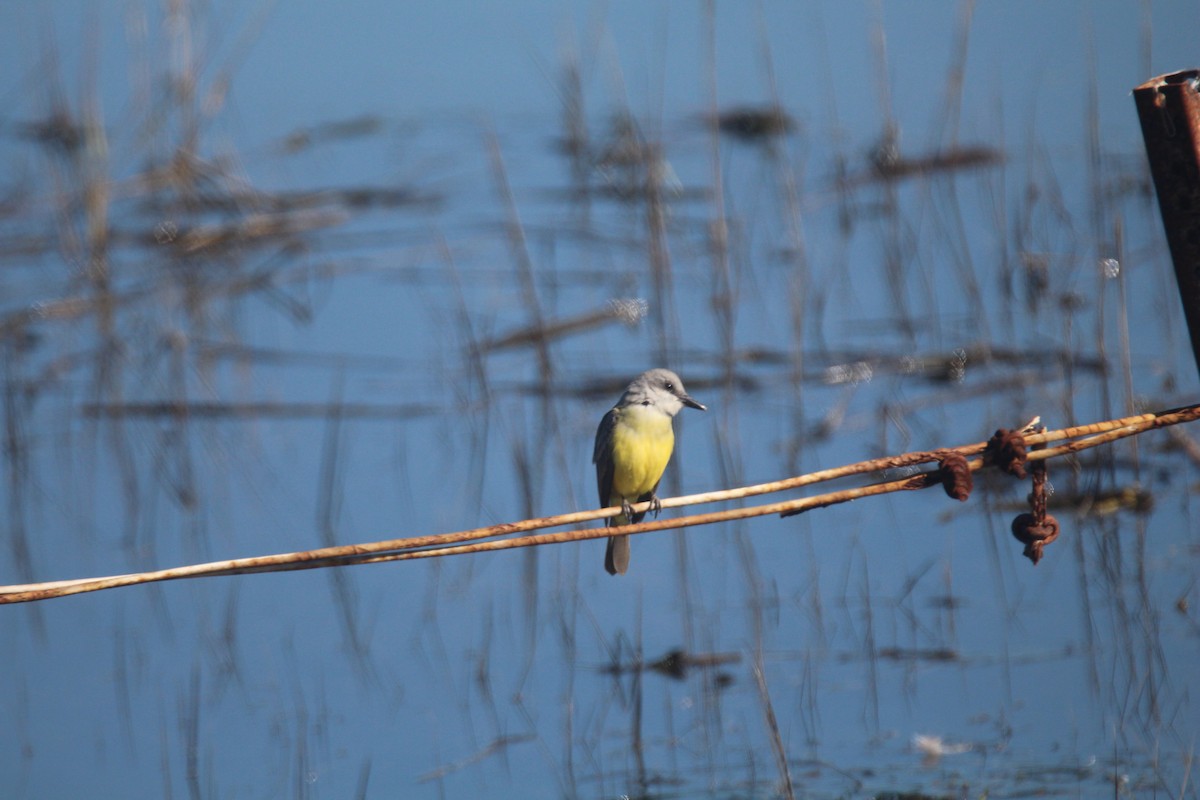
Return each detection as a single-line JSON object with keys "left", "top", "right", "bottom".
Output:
{"left": 593, "top": 408, "right": 618, "bottom": 509}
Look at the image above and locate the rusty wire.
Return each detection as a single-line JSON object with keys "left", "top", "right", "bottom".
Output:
{"left": 1010, "top": 430, "right": 1061, "bottom": 565}
{"left": 0, "top": 403, "right": 1197, "bottom": 604}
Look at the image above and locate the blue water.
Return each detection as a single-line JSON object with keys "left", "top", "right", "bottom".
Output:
{"left": 2, "top": 2, "right": 1198, "bottom": 797}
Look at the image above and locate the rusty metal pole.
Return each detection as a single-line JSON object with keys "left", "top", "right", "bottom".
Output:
{"left": 1133, "top": 70, "right": 1200, "bottom": 379}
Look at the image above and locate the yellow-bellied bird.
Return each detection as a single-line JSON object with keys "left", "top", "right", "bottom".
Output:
{"left": 593, "top": 368, "right": 706, "bottom": 575}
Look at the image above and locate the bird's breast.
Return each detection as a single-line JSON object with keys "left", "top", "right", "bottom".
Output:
{"left": 608, "top": 406, "right": 675, "bottom": 499}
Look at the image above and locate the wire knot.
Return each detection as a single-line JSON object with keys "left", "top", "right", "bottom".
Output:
{"left": 984, "top": 428, "right": 1028, "bottom": 478}
{"left": 937, "top": 452, "right": 973, "bottom": 501}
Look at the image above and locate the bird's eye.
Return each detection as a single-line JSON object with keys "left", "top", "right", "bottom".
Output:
{"left": 664, "top": 382, "right": 674, "bottom": 391}
{"left": 641, "top": 400, "right": 651, "bottom": 406}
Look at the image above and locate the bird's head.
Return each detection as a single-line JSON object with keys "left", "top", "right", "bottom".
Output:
{"left": 622, "top": 368, "right": 706, "bottom": 416}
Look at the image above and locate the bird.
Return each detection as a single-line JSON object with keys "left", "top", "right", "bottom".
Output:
{"left": 593, "top": 368, "right": 706, "bottom": 575}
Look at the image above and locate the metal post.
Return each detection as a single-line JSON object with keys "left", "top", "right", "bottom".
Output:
{"left": 1133, "top": 70, "right": 1200, "bottom": 379}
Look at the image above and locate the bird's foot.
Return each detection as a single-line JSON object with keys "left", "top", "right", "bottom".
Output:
{"left": 649, "top": 495, "right": 662, "bottom": 518}
{"left": 620, "top": 499, "right": 635, "bottom": 522}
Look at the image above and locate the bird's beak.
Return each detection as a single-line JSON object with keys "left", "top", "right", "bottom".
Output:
{"left": 681, "top": 395, "right": 706, "bottom": 411}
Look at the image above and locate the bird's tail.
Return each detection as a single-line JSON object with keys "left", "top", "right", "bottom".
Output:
{"left": 605, "top": 535, "right": 630, "bottom": 575}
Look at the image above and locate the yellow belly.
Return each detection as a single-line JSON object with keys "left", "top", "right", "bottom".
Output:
{"left": 608, "top": 405, "right": 675, "bottom": 503}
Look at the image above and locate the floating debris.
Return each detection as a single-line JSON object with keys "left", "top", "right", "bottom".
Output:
{"left": 912, "top": 733, "right": 973, "bottom": 765}
{"left": 708, "top": 105, "right": 796, "bottom": 141}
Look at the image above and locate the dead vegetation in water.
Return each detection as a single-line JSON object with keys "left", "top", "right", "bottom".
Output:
{"left": 2, "top": 2, "right": 1197, "bottom": 799}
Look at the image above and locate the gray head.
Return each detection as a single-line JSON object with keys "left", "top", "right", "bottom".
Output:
{"left": 618, "top": 368, "right": 706, "bottom": 416}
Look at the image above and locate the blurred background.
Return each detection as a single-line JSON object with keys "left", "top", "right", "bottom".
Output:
{"left": 2, "top": 1, "right": 1199, "bottom": 797}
